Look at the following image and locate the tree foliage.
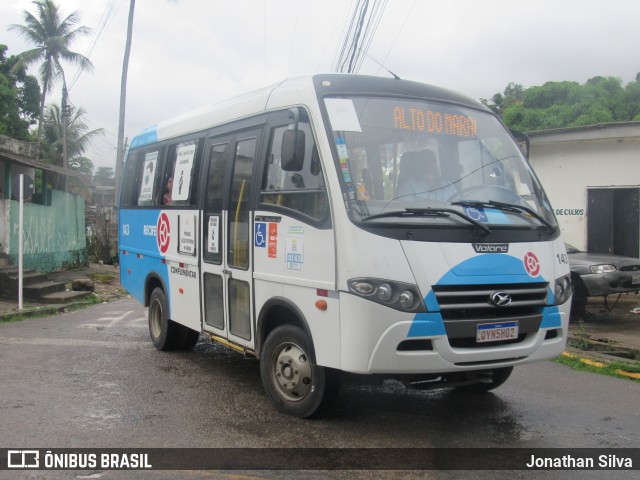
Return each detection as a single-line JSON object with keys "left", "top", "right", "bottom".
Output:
{"left": 0, "top": 44, "right": 40, "bottom": 139}
{"left": 9, "top": 0, "right": 93, "bottom": 140}
{"left": 482, "top": 76, "right": 640, "bottom": 131}
{"left": 94, "top": 166, "right": 115, "bottom": 186}
{"left": 40, "top": 103, "right": 104, "bottom": 176}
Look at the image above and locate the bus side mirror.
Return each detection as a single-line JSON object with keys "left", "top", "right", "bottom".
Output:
{"left": 281, "top": 129, "right": 305, "bottom": 172}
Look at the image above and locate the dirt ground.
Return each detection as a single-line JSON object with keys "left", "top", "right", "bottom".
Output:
{"left": 51, "top": 263, "right": 127, "bottom": 302}
{"left": 568, "top": 294, "right": 640, "bottom": 361}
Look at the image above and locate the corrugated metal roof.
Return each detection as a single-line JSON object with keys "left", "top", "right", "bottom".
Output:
{"left": 0, "top": 149, "right": 83, "bottom": 177}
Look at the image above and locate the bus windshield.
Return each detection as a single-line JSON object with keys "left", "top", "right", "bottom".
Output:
{"left": 324, "top": 96, "right": 557, "bottom": 229}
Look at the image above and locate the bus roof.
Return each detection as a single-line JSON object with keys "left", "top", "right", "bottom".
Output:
{"left": 129, "top": 74, "right": 488, "bottom": 150}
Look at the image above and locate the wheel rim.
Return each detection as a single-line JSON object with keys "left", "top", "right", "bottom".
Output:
{"left": 271, "top": 341, "right": 312, "bottom": 402}
{"left": 149, "top": 298, "right": 163, "bottom": 340}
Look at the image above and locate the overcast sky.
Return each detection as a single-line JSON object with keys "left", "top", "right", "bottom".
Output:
{"left": 1, "top": 0, "right": 640, "bottom": 172}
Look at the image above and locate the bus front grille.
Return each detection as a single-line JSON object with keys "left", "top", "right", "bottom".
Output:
{"left": 431, "top": 282, "right": 549, "bottom": 348}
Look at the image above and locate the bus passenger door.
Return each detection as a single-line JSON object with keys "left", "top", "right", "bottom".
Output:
{"left": 201, "top": 130, "right": 261, "bottom": 349}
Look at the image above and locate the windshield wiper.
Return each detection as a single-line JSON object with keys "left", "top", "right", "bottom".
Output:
{"left": 451, "top": 199, "right": 556, "bottom": 232}
{"left": 361, "top": 207, "right": 491, "bottom": 235}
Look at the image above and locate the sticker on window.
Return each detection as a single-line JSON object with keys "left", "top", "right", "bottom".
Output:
{"left": 285, "top": 226, "right": 304, "bottom": 270}
{"left": 178, "top": 214, "right": 197, "bottom": 256}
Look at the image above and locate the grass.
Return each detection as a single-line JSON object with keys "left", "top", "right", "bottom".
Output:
{"left": 0, "top": 293, "right": 103, "bottom": 323}
{"left": 553, "top": 353, "right": 640, "bottom": 382}
{"left": 89, "top": 271, "right": 118, "bottom": 284}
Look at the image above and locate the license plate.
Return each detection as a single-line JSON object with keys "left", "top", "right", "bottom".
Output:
{"left": 632, "top": 274, "right": 640, "bottom": 285}
{"left": 476, "top": 321, "right": 519, "bottom": 343}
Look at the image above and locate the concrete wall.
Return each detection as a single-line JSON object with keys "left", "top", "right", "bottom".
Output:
{"left": 528, "top": 123, "right": 640, "bottom": 251}
{"left": 1, "top": 190, "right": 87, "bottom": 272}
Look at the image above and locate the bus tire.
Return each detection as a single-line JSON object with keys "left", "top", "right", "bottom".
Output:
{"left": 148, "top": 287, "right": 179, "bottom": 351}
{"left": 260, "top": 325, "right": 330, "bottom": 418}
{"left": 455, "top": 367, "right": 513, "bottom": 393}
{"left": 177, "top": 327, "right": 200, "bottom": 350}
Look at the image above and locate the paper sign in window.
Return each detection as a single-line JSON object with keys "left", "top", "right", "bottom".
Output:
{"left": 172, "top": 142, "right": 196, "bottom": 201}
{"left": 325, "top": 98, "right": 362, "bottom": 132}
{"left": 138, "top": 151, "right": 158, "bottom": 204}
{"left": 208, "top": 215, "right": 220, "bottom": 254}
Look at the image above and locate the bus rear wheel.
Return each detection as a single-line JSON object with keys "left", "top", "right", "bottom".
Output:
{"left": 176, "top": 327, "right": 200, "bottom": 350}
{"left": 260, "top": 325, "right": 330, "bottom": 418}
{"left": 148, "top": 287, "right": 180, "bottom": 351}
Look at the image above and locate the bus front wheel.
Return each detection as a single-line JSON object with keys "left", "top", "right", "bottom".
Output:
{"left": 260, "top": 325, "right": 330, "bottom": 418}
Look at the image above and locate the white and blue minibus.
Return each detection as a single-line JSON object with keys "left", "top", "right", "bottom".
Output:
{"left": 119, "top": 74, "right": 572, "bottom": 417}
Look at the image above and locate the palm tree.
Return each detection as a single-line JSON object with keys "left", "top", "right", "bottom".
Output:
{"left": 9, "top": 0, "right": 93, "bottom": 141}
{"left": 40, "top": 103, "right": 101, "bottom": 196}
{"left": 41, "top": 103, "right": 104, "bottom": 179}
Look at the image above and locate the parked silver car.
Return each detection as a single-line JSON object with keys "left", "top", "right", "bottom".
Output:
{"left": 565, "top": 243, "right": 640, "bottom": 315}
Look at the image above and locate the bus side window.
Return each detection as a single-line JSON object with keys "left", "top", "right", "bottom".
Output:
{"left": 160, "top": 148, "right": 175, "bottom": 206}
{"left": 260, "top": 124, "right": 329, "bottom": 221}
{"left": 120, "top": 151, "right": 141, "bottom": 206}
{"left": 203, "top": 143, "right": 229, "bottom": 265}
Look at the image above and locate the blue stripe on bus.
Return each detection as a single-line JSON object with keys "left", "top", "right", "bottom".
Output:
{"left": 119, "top": 209, "right": 171, "bottom": 315}
{"left": 408, "top": 254, "right": 561, "bottom": 338}
{"left": 130, "top": 125, "right": 159, "bottom": 149}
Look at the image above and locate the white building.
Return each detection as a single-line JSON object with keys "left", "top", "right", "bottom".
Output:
{"left": 527, "top": 122, "right": 640, "bottom": 258}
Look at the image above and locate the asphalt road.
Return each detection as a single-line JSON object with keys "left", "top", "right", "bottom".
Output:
{"left": 1, "top": 298, "right": 639, "bottom": 479}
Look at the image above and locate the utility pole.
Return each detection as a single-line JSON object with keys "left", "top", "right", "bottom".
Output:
{"left": 62, "top": 86, "right": 71, "bottom": 192}
{"left": 115, "top": 0, "right": 136, "bottom": 206}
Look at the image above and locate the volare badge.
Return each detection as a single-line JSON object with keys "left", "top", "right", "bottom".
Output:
{"left": 473, "top": 243, "right": 509, "bottom": 253}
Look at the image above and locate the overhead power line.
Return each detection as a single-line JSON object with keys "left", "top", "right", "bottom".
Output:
{"left": 378, "top": 0, "right": 417, "bottom": 76}
{"left": 333, "top": 0, "right": 388, "bottom": 74}
{"left": 69, "top": 0, "right": 122, "bottom": 91}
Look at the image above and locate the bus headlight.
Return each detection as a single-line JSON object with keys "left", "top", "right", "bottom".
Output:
{"left": 347, "top": 278, "right": 426, "bottom": 313}
{"left": 377, "top": 283, "right": 393, "bottom": 302}
{"left": 554, "top": 274, "right": 572, "bottom": 305}
{"left": 398, "top": 290, "right": 415, "bottom": 310}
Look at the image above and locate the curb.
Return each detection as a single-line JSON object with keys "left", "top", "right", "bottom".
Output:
{"left": 0, "top": 296, "right": 121, "bottom": 322}
{"left": 566, "top": 333, "right": 640, "bottom": 360}
{"left": 0, "top": 302, "right": 91, "bottom": 322}
{"left": 561, "top": 351, "right": 640, "bottom": 380}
